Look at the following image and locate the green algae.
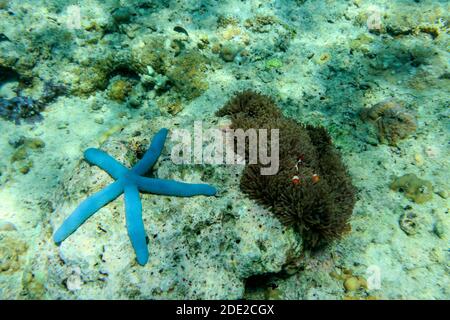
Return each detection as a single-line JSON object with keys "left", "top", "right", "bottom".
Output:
{"left": 265, "top": 58, "right": 283, "bottom": 69}
{"left": 72, "top": 54, "right": 115, "bottom": 96}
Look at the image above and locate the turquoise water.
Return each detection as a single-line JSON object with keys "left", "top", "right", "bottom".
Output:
{"left": 0, "top": 0, "right": 448, "bottom": 299}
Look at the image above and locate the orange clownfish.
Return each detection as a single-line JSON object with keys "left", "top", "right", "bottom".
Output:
{"left": 312, "top": 174, "right": 320, "bottom": 184}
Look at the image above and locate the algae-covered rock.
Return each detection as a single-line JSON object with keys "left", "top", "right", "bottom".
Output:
{"left": 349, "top": 33, "right": 374, "bottom": 54}
{"left": 0, "top": 1, "right": 10, "bottom": 10}
{"left": 0, "top": 220, "right": 16, "bottom": 232}
{"left": 130, "top": 36, "right": 209, "bottom": 101}
{"left": 390, "top": 173, "right": 433, "bottom": 204}
{"left": 130, "top": 35, "right": 168, "bottom": 75}
{"left": 355, "top": 2, "right": 447, "bottom": 39}
{"left": 69, "top": 44, "right": 129, "bottom": 96}
{"left": 433, "top": 217, "right": 447, "bottom": 240}
{"left": 244, "top": 15, "right": 278, "bottom": 33}
{"left": 112, "top": 7, "right": 134, "bottom": 25}
{"left": 10, "top": 138, "right": 45, "bottom": 163}
{"left": 166, "top": 50, "right": 209, "bottom": 101}
{"left": 0, "top": 233, "right": 28, "bottom": 272}
{"left": 383, "top": 4, "right": 447, "bottom": 39}
{"left": 344, "top": 276, "right": 363, "bottom": 292}
{"left": 20, "top": 268, "right": 46, "bottom": 299}
{"left": 166, "top": 101, "right": 183, "bottom": 116}
{"left": 399, "top": 211, "right": 420, "bottom": 235}
{"left": 219, "top": 43, "right": 240, "bottom": 62}
{"left": 70, "top": 54, "right": 115, "bottom": 96}
{"left": 8, "top": 137, "right": 44, "bottom": 174}
{"left": 18, "top": 160, "right": 33, "bottom": 174}
{"left": 0, "top": 40, "right": 37, "bottom": 81}
{"left": 108, "top": 79, "right": 133, "bottom": 102}
{"left": 360, "top": 100, "right": 417, "bottom": 146}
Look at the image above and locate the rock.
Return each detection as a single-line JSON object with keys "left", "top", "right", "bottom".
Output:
{"left": 47, "top": 133, "right": 303, "bottom": 299}
{"left": 140, "top": 66, "right": 168, "bottom": 92}
{"left": 344, "top": 277, "right": 361, "bottom": 292}
{"left": 399, "top": 212, "right": 419, "bottom": 236}
{"left": 436, "top": 189, "right": 448, "bottom": 199}
{"left": 108, "top": 79, "right": 133, "bottom": 102}
{"left": 165, "top": 51, "right": 209, "bottom": 100}
{"left": 433, "top": 218, "right": 447, "bottom": 239}
{"left": 383, "top": 4, "right": 444, "bottom": 39}
{"left": 0, "top": 1, "right": 10, "bottom": 10}
{"left": 0, "top": 233, "right": 28, "bottom": 272}
{"left": 0, "top": 220, "right": 16, "bottom": 232}
{"left": 112, "top": 7, "right": 133, "bottom": 25}
{"left": 8, "top": 135, "right": 26, "bottom": 148}
{"left": 18, "top": 161, "right": 33, "bottom": 174}
{"left": 0, "top": 96, "right": 43, "bottom": 124}
{"left": 167, "top": 101, "right": 183, "bottom": 116}
{"left": 66, "top": 267, "right": 83, "bottom": 291}
{"left": 9, "top": 137, "right": 44, "bottom": 174}
{"left": 219, "top": 44, "right": 240, "bottom": 62}
{"left": 57, "top": 121, "right": 68, "bottom": 129}
{"left": 94, "top": 117, "right": 104, "bottom": 124}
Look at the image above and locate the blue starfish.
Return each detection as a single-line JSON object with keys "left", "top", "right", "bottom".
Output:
{"left": 53, "top": 128, "right": 217, "bottom": 265}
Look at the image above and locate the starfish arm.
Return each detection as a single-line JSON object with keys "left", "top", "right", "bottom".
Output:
{"left": 53, "top": 180, "right": 124, "bottom": 244}
{"left": 124, "top": 183, "right": 149, "bottom": 266}
{"left": 136, "top": 176, "right": 217, "bottom": 197}
{"left": 84, "top": 148, "right": 129, "bottom": 180}
{"left": 132, "top": 128, "right": 168, "bottom": 175}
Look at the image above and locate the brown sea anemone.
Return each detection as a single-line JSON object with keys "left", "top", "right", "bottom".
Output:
{"left": 217, "top": 91, "right": 356, "bottom": 248}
